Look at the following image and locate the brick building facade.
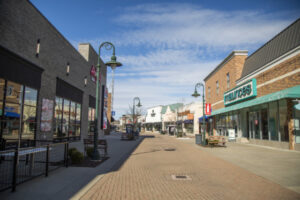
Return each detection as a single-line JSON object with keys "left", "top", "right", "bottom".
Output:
{"left": 204, "top": 18, "right": 300, "bottom": 150}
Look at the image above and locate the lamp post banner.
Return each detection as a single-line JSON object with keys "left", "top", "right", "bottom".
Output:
{"left": 103, "top": 87, "right": 108, "bottom": 129}
{"left": 205, "top": 103, "right": 211, "bottom": 115}
{"left": 90, "top": 65, "right": 101, "bottom": 83}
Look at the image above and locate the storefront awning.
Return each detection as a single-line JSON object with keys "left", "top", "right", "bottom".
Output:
{"left": 211, "top": 85, "right": 300, "bottom": 116}
{"left": 183, "top": 120, "right": 193, "bottom": 124}
{"left": 198, "top": 116, "right": 211, "bottom": 123}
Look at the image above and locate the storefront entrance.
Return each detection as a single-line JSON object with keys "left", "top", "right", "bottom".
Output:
{"left": 249, "top": 111, "right": 260, "bottom": 139}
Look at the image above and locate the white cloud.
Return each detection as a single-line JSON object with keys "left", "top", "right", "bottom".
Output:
{"left": 77, "top": 3, "right": 297, "bottom": 119}
{"left": 114, "top": 3, "right": 292, "bottom": 49}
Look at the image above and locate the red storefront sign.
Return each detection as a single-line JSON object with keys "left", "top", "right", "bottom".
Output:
{"left": 205, "top": 103, "right": 211, "bottom": 115}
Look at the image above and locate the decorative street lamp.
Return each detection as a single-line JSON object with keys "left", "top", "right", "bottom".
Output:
{"left": 191, "top": 83, "right": 206, "bottom": 145}
{"left": 132, "top": 97, "right": 142, "bottom": 133}
{"left": 108, "top": 51, "right": 122, "bottom": 120}
{"left": 93, "top": 42, "right": 122, "bottom": 160}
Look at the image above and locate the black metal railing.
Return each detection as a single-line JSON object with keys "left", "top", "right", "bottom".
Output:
{"left": 0, "top": 142, "right": 69, "bottom": 192}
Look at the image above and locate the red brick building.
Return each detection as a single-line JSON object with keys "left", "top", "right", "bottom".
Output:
{"left": 204, "top": 19, "right": 300, "bottom": 150}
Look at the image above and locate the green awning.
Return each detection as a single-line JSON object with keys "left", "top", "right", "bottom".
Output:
{"left": 211, "top": 85, "right": 300, "bottom": 116}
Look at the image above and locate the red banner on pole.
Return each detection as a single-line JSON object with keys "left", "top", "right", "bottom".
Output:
{"left": 205, "top": 103, "right": 211, "bottom": 115}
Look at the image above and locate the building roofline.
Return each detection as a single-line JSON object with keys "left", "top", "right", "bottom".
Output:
{"left": 27, "top": 1, "right": 101, "bottom": 65}
{"left": 244, "top": 18, "right": 300, "bottom": 63}
{"left": 203, "top": 50, "right": 248, "bottom": 82}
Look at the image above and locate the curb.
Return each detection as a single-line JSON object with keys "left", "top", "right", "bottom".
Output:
{"left": 70, "top": 174, "right": 105, "bottom": 200}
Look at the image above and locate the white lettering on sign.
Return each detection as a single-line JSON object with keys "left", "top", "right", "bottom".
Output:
{"left": 224, "top": 79, "right": 257, "bottom": 106}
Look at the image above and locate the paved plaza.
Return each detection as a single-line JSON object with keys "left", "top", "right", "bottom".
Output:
{"left": 1, "top": 132, "right": 300, "bottom": 200}
{"left": 79, "top": 133, "right": 300, "bottom": 200}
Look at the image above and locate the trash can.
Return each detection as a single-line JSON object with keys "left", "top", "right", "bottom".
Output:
{"left": 195, "top": 134, "right": 202, "bottom": 145}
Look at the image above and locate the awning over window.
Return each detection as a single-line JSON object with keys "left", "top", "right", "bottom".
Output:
{"left": 183, "top": 119, "right": 193, "bottom": 124}
{"left": 211, "top": 85, "right": 300, "bottom": 116}
{"left": 198, "top": 116, "right": 212, "bottom": 123}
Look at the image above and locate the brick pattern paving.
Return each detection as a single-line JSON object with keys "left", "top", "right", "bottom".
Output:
{"left": 81, "top": 134, "right": 300, "bottom": 200}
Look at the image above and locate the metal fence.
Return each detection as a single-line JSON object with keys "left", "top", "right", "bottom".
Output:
{"left": 0, "top": 142, "right": 69, "bottom": 192}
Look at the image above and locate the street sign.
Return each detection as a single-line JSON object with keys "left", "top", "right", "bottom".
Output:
{"left": 111, "top": 111, "right": 115, "bottom": 116}
{"left": 205, "top": 103, "right": 211, "bottom": 115}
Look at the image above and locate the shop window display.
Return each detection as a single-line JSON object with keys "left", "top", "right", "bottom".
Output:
{"left": 88, "top": 107, "right": 95, "bottom": 135}
{"left": 269, "top": 102, "right": 279, "bottom": 141}
{"left": 75, "top": 104, "right": 81, "bottom": 136}
{"left": 54, "top": 97, "right": 81, "bottom": 139}
{"left": 279, "top": 100, "right": 289, "bottom": 142}
{"left": 0, "top": 79, "right": 38, "bottom": 142}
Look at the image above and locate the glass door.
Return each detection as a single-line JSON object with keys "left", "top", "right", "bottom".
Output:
{"left": 249, "top": 111, "right": 260, "bottom": 139}
{"left": 294, "top": 102, "right": 300, "bottom": 143}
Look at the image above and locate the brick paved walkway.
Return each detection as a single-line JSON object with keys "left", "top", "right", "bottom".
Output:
{"left": 80, "top": 133, "right": 300, "bottom": 200}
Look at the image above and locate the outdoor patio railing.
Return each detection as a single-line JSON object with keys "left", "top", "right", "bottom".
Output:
{"left": 0, "top": 142, "right": 69, "bottom": 192}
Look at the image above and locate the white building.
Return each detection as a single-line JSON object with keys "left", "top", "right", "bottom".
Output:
{"left": 145, "top": 106, "right": 163, "bottom": 132}
{"left": 162, "top": 103, "right": 183, "bottom": 134}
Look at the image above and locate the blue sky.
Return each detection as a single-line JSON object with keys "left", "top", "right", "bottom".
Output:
{"left": 31, "top": 0, "right": 300, "bottom": 119}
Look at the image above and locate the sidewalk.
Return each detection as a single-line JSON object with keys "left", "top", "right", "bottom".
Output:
{"left": 178, "top": 136, "right": 300, "bottom": 194}
{"left": 0, "top": 132, "right": 144, "bottom": 200}
{"left": 80, "top": 133, "right": 300, "bottom": 200}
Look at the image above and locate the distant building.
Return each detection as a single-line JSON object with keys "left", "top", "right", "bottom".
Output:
{"left": 145, "top": 106, "right": 163, "bottom": 132}
{"left": 177, "top": 102, "right": 203, "bottom": 135}
{"left": 161, "top": 103, "right": 183, "bottom": 134}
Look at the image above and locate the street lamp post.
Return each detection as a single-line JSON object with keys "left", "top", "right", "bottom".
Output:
{"left": 93, "top": 42, "right": 122, "bottom": 160}
{"left": 132, "top": 97, "right": 142, "bottom": 133}
{"left": 192, "top": 83, "right": 206, "bottom": 145}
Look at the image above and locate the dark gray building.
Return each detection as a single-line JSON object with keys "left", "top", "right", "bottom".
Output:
{"left": 0, "top": 0, "right": 107, "bottom": 149}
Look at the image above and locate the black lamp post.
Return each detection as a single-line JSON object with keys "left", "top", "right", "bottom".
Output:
{"left": 132, "top": 97, "right": 142, "bottom": 131}
{"left": 92, "top": 42, "right": 122, "bottom": 160}
{"left": 192, "top": 83, "right": 206, "bottom": 145}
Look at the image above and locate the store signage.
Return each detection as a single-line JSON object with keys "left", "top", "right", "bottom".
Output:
{"left": 205, "top": 104, "right": 211, "bottom": 115}
{"left": 224, "top": 79, "right": 257, "bottom": 106}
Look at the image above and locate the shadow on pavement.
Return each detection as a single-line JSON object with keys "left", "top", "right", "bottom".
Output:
{"left": 109, "top": 134, "right": 151, "bottom": 172}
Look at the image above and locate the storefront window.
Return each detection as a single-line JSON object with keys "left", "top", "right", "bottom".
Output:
{"left": 75, "top": 104, "right": 81, "bottom": 136}
{"left": 249, "top": 111, "right": 260, "bottom": 139}
{"left": 294, "top": 100, "right": 300, "bottom": 144}
{"left": 0, "top": 79, "right": 4, "bottom": 101}
{"left": 261, "top": 108, "right": 268, "bottom": 140}
{"left": 3, "top": 81, "right": 23, "bottom": 140}
{"left": 279, "top": 100, "right": 288, "bottom": 142}
{"left": 22, "top": 87, "right": 37, "bottom": 140}
{"left": 269, "top": 101, "right": 278, "bottom": 141}
{"left": 54, "top": 97, "right": 63, "bottom": 138}
{"left": 54, "top": 97, "right": 81, "bottom": 139}
{"left": 0, "top": 80, "right": 38, "bottom": 142}
{"left": 69, "top": 101, "right": 76, "bottom": 136}
{"left": 63, "top": 99, "right": 70, "bottom": 137}
{"left": 88, "top": 107, "right": 95, "bottom": 134}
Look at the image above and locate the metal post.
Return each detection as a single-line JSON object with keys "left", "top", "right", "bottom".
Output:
{"left": 12, "top": 148, "right": 19, "bottom": 192}
{"left": 192, "top": 83, "right": 206, "bottom": 145}
{"left": 111, "top": 67, "right": 115, "bottom": 117}
{"left": 66, "top": 143, "right": 69, "bottom": 168}
{"left": 45, "top": 144, "right": 49, "bottom": 177}
{"left": 202, "top": 88, "right": 206, "bottom": 145}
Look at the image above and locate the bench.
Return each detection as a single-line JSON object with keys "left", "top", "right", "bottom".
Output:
{"left": 83, "top": 139, "right": 108, "bottom": 157}
{"left": 207, "top": 136, "right": 226, "bottom": 147}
